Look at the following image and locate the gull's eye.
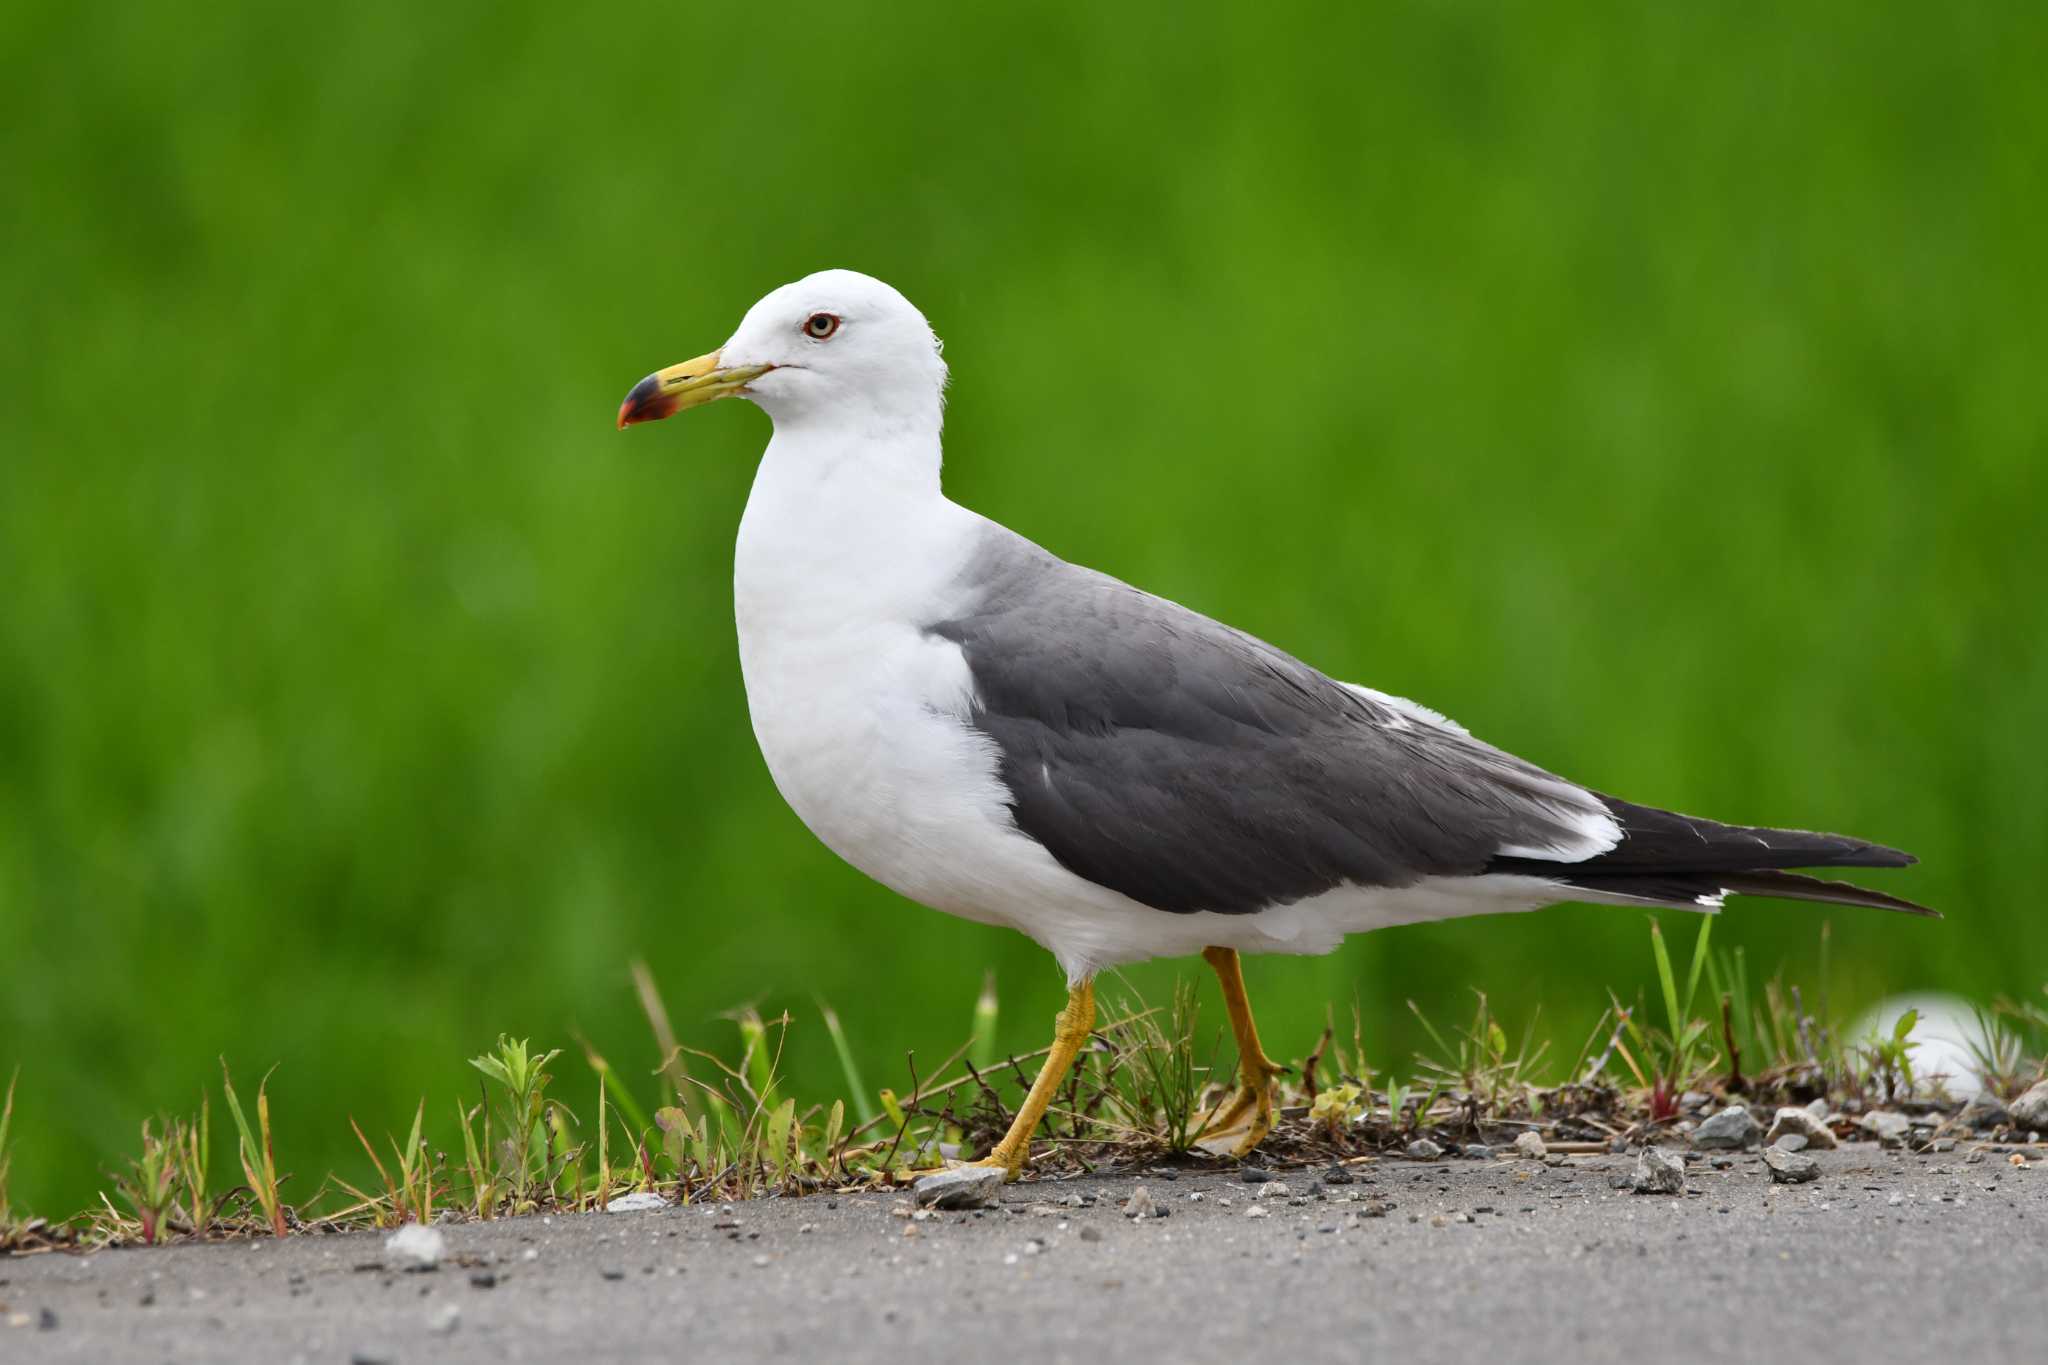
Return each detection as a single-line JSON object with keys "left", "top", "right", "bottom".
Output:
{"left": 803, "top": 312, "right": 840, "bottom": 340}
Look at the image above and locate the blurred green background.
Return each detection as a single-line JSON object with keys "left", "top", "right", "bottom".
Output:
{"left": 3, "top": 1, "right": 2043, "bottom": 1211}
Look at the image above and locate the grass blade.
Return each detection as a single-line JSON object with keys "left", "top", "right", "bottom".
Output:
{"left": 819, "top": 1000, "right": 877, "bottom": 1127}
{"left": 1681, "top": 914, "right": 1714, "bottom": 1025}
{"left": 1650, "top": 920, "right": 1682, "bottom": 1051}
{"left": 970, "top": 971, "right": 999, "bottom": 1074}
{"left": 0, "top": 1067, "right": 16, "bottom": 1227}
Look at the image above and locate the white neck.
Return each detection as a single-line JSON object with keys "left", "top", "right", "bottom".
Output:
{"left": 733, "top": 421, "right": 980, "bottom": 642}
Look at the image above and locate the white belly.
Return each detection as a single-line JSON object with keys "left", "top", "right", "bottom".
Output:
{"left": 732, "top": 460, "right": 1035, "bottom": 926}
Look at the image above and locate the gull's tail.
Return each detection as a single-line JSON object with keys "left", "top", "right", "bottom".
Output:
{"left": 1487, "top": 795, "right": 1938, "bottom": 917}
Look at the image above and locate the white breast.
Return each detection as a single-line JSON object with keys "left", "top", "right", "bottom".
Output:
{"left": 732, "top": 437, "right": 1032, "bottom": 924}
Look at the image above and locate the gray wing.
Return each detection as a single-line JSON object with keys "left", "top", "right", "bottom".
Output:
{"left": 925, "top": 530, "right": 1617, "bottom": 915}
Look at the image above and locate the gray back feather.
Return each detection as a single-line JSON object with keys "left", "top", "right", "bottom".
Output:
{"left": 925, "top": 528, "right": 1605, "bottom": 915}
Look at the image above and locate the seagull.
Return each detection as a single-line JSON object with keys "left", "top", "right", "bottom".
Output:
{"left": 617, "top": 270, "right": 1934, "bottom": 1177}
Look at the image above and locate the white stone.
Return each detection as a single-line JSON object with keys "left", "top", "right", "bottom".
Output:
{"left": 384, "top": 1224, "right": 446, "bottom": 1271}
{"left": 915, "top": 1165, "right": 1005, "bottom": 1210}
{"left": 605, "top": 1191, "right": 668, "bottom": 1215}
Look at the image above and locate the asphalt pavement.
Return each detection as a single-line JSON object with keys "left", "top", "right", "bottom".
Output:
{"left": 3, "top": 1144, "right": 2041, "bottom": 1364}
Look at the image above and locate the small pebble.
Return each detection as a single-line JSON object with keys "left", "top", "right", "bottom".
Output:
{"left": 914, "top": 1165, "right": 1005, "bottom": 1211}
{"left": 1693, "top": 1105, "right": 1761, "bottom": 1151}
{"left": 1765, "top": 1107, "right": 1838, "bottom": 1151}
{"left": 605, "top": 1191, "right": 667, "bottom": 1215}
{"left": 384, "top": 1224, "right": 446, "bottom": 1272}
{"left": 1630, "top": 1147, "right": 1687, "bottom": 1195}
{"left": 1763, "top": 1146, "right": 1820, "bottom": 1185}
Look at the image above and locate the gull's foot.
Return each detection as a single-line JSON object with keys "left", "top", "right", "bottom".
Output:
{"left": 1194, "top": 1073, "right": 1279, "bottom": 1158}
{"left": 896, "top": 1150, "right": 1027, "bottom": 1185}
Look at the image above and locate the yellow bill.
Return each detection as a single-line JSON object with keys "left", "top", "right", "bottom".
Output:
{"left": 616, "top": 351, "right": 772, "bottom": 429}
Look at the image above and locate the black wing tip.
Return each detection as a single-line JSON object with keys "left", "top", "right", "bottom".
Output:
{"left": 1851, "top": 845, "right": 1918, "bottom": 870}
{"left": 1721, "top": 868, "right": 1940, "bottom": 918}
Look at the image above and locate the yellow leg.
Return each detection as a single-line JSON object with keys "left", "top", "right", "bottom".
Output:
{"left": 919, "top": 979, "right": 1094, "bottom": 1182}
{"left": 1196, "top": 946, "right": 1282, "bottom": 1156}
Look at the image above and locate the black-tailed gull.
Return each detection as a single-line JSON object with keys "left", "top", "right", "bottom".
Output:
{"left": 617, "top": 270, "right": 1933, "bottom": 1175}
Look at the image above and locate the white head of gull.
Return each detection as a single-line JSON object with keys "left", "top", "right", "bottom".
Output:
{"left": 617, "top": 269, "right": 1932, "bottom": 1179}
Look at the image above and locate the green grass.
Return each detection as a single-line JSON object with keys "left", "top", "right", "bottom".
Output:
{"left": 3, "top": 1, "right": 2045, "bottom": 1212}
{"left": 5, "top": 929, "right": 2040, "bottom": 1252}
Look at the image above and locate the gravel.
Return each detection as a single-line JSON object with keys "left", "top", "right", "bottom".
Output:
{"left": 1765, "top": 1107, "right": 1838, "bottom": 1150}
{"left": 2011, "top": 1080, "right": 2048, "bottom": 1133}
{"left": 381, "top": 1224, "right": 446, "bottom": 1271}
{"left": 1629, "top": 1147, "right": 1687, "bottom": 1194}
{"left": 1692, "top": 1105, "right": 1761, "bottom": 1150}
{"left": 913, "top": 1165, "right": 1005, "bottom": 1210}
{"left": 1405, "top": 1139, "right": 1444, "bottom": 1160}
{"left": 1763, "top": 1146, "right": 1820, "bottom": 1184}
{"left": 604, "top": 1192, "right": 669, "bottom": 1215}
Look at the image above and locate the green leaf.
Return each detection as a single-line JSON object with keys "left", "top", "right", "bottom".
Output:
{"left": 822, "top": 1098, "right": 845, "bottom": 1171}
{"left": 1892, "top": 1009, "right": 1919, "bottom": 1046}
{"left": 766, "top": 1097, "right": 796, "bottom": 1183}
